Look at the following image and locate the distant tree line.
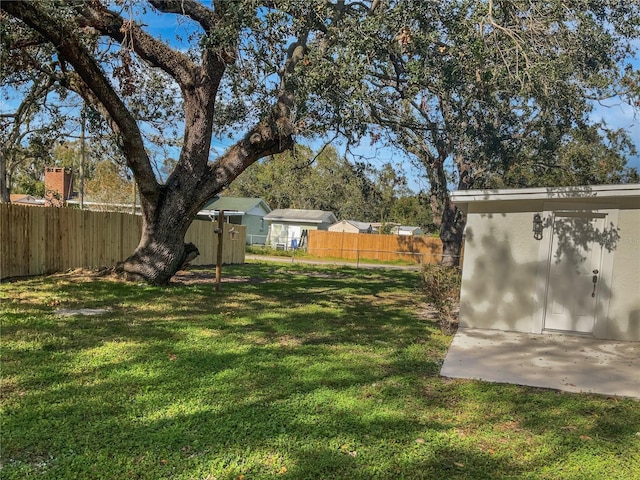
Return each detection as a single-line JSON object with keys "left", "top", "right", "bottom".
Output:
{"left": 224, "top": 145, "right": 434, "bottom": 231}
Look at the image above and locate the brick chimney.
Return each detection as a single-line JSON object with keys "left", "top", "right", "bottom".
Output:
{"left": 45, "top": 167, "right": 74, "bottom": 202}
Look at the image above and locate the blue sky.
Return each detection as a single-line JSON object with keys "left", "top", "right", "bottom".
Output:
{"left": 591, "top": 98, "right": 640, "bottom": 170}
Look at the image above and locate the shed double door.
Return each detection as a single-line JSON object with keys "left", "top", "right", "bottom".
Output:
{"left": 543, "top": 212, "right": 606, "bottom": 334}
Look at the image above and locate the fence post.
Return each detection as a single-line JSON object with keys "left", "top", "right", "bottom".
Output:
{"left": 215, "top": 210, "right": 224, "bottom": 292}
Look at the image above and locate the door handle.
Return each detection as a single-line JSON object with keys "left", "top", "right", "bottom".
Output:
{"left": 591, "top": 270, "right": 598, "bottom": 297}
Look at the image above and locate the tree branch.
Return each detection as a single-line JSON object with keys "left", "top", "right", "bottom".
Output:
{"left": 74, "top": 2, "right": 199, "bottom": 91}
{"left": 149, "top": 0, "right": 218, "bottom": 31}
{"left": 1, "top": 0, "right": 160, "bottom": 200}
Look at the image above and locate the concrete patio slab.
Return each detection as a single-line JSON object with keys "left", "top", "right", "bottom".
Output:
{"left": 441, "top": 328, "right": 640, "bottom": 399}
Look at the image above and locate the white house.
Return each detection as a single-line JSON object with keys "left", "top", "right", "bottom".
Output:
{"left": 264, "top": 209, "right": 338, "bottom": 249}
{"left": 451, "top": 184, "right": 640, "bottom": 342}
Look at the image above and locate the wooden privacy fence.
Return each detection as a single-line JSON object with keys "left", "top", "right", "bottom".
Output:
{"left": 307, "top": 230, "right": 455, "bottom": 265}
{"left": 0, "top": 204, "right": 245, "bottom": 279}
{"left": 185, "top": 221, "right": 246, "bottom": 267}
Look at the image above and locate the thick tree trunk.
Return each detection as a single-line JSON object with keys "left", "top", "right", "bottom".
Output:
{"left": 0, "top": 157, "right": 9, "bottom": 203}
{"left": 439, "top": 201, "right": 465, "bottom": 267}
{"left": 440, "top": 154, "right": 473, "bottom": 267}
{"left": 115, "top": 183, "right": 207, "bottom": 285}
{"left": 428, "top": 154, "right": 468, "bottom": 267}
{"left": 117, "top": 119, "right": 294, "bottom": 285}
{"left": 118, "top": 210, "right": 197, "bottom": 285}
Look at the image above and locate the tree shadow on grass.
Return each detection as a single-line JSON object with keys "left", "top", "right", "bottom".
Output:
{"left": 2, "top": 265, "right": 638, "bottom": 479}
{"left": 2, "top": 340, "right": 452, "bottom": 478}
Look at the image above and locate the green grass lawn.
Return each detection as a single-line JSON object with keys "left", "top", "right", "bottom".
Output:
{"left": 245, "top": 246, "right": 418, "bottom": 266}
{"left": 1, "top": 263, "right": 638, "bottom": 479}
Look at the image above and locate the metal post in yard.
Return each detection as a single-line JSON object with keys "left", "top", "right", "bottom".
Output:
{"left": 215, "top": 210, "right": 224, "bottom": 292}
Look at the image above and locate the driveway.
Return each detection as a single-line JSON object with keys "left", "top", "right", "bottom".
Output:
{"left": 441, "top": 328, "right": 640, "bottom": 399}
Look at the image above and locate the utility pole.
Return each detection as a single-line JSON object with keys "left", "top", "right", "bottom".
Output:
{"left": 79, "top": 106, "right": 85, "bottom": 210}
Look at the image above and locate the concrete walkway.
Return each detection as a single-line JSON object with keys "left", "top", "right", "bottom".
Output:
{"left": 441, "top": 328, "right": 640, "bottom": 399}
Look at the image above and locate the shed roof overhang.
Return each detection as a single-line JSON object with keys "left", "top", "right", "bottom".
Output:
{"left": 267, "top": 217, "right": 324, "bottom": 224}
{"left": 450, "top": 184, "right": 640, "bottom": 208}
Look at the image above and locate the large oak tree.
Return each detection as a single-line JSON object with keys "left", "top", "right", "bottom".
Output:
{"left": 1, "top": 0, "right": 379, "bottom": 284}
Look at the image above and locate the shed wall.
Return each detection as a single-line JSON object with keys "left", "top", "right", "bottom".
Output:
{"left": 607, "top": 208, "right": 640, "bottom": 340}
{"left": 458, "top": 197, "right": 640, "bottom": 341}
{"left": 459, "top": 203, "right": 538, "bottom": 332}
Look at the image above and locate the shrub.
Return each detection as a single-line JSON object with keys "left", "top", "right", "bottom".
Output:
{"left": 421, "top": 264, "right": 462, "bottom": 334}
{"left": 245, "top": 245, "right": 310, "bottom": 257}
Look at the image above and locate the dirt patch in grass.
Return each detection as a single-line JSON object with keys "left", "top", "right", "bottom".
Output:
{"left": 0, "top": 378, "right": 25, "bottom": 400}
{"left": 416, "top": 303, "right": 460, "bottom": 323}
{"left": 54, "top": 307, "right": 111, "bottom": 316}
{"left": 171, "top": 269, "right": 267, "bottom": 285}
{"left": 11, "top": 267, "right": 268, "bottom": 287}
{"left": 1, "top": 268, "right": 113, "bottom": 284}
{"left": 278, "top": 335, "right": 303, "bottom": 347}
{"left": 6, "top": 265, "right": 353, "bottom": 287}
{"left": 278, "top": 268, "right": 350, "bottom": 279}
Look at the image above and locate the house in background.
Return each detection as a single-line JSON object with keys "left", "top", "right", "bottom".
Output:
{"left": 10, "top": 194, "right": 44, "bottom": 206}
{"left": 264, "top": 208, "right": 337, "bottom": 249}
{"left": 198, "top": 196, "right": 272, "bottom": 245}
{"left": 9, "top": 167, "right": 74, "bottom": 207}
{"left": 328, "top": 220, "right": 377, "bottom": 234}
{"left": 451, "top": 184, "right": 640, "bottom": 342}
{"left": 392, "top": 226, "right": 425, "bottom": 236}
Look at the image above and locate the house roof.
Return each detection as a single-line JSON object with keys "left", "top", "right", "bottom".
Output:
{"left": 264, "top": 208, "right": 337, "bottom": 224}
{"left": 450, "top": 184, "right": 640, "bottom": 204}
{"left": 332, "top": 220, "right": 375, "bottom": 231}
{"left": 10, "top": 194, "right": 43, "bottom": 205}
{"left": 203, "top": 196, "right": 271, "bottom": 213}
{"left": 370, "top": 222, "right": 399, "bottom": 228}
{"left": 395, "top": 226, "right": 423, "bottom": 232}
